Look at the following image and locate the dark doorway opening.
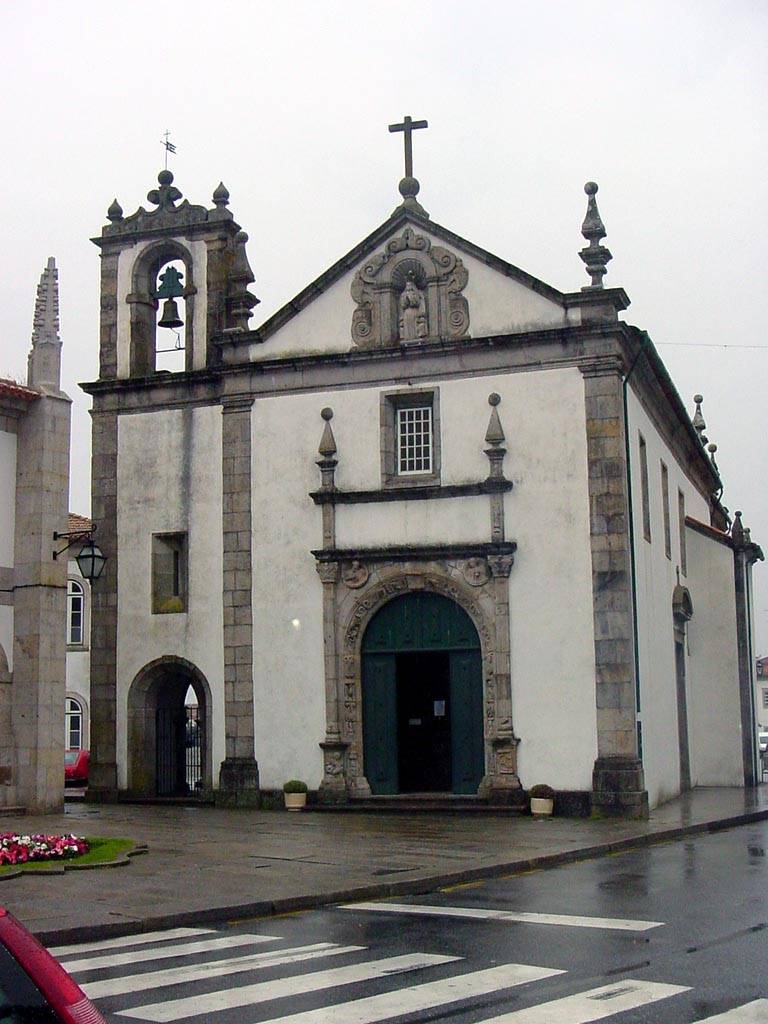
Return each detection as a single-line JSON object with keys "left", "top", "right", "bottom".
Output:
{"left": 155, "top": 684, "right": 205, "bottom": 797}
{"left": 675, "top": 639, "right": 691, "bottom": 791}
{"left": 397, "top": 652, "right": 451, "bottom": 792}
{"left": 362, "top": 592, "right": 484, "bottom": 796}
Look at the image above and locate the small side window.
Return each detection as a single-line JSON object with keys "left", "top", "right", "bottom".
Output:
{"left": 66, "top": 697, "right": 83, "bottom": 750}
{"left": 67, "top": 579, "right": 84, "bottom": 645}
{"left": 152, "top": 532, "right": 188, "bottom": 613}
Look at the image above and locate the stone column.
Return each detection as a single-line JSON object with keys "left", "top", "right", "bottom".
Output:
{"left": 582, "top": 362, "right": 648, "bottom": 818}
{"left": 12, "top": 389, "right": 71, "bottom": 811}
{"left": 87, "top": 409, "right": 119, "bottom": 798}
{"left": 217, "top": 397, "right": 260, "bottom": 806}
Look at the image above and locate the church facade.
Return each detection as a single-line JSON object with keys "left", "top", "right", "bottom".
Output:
{"left": 83, "top": 146, "right": 762, "bottom": 817}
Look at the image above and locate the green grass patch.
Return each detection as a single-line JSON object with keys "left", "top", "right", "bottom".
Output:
{"left": 0, "top": 837, "right": 140, "bottom": 877}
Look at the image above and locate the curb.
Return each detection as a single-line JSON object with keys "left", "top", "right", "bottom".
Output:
{"left": 34, "top": 808, "right": 768, "bottom": 946}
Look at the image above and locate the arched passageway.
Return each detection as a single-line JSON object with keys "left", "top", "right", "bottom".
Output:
{"left": 361, "top": 592, "right": 484, "bottom": 795}
{"left": 126, "top": 657, "right": 212, "bottom": 797}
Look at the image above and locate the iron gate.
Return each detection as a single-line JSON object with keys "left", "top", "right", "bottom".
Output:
{"left": 155, "top": 704, "right": 205, "bottom": 797}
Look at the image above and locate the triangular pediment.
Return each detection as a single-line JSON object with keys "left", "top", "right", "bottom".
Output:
{"left": 242, "top": 209, "right": 574, "bottom": 361}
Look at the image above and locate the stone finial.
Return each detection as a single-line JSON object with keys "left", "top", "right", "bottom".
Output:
{"left": 107, "top": 198, "right": 123, "bottom": 222}
{"left": 485, "top": 393, "right": 505, "bottom": 446}
{"left": 395, "top": 175, "right": 429, "bottom": 218}
{"left": 707, "top": 442, "right": 719, "bottom": 472}
{"left": 225, "top": 230, "right": 259, "bottom": 330}
{"left": 692, "top": 394, "right": 707, "bottom": 443}
{"left": 731, "top": 510, "right": 744, "bottom": 545}
{"left": 28, "top": 257, "right": 62, "bottom": 388}
{"left": 579, "top": 181, "right": 613, "bottom": 290}
{"left": 212, "top": 181, "right": 230, "bottom": 208}
{"left": 318, "top": 407, "right": 337, "bottom": 457}
{"left": 147, "top": 169, "right": 182, "bottom": 211}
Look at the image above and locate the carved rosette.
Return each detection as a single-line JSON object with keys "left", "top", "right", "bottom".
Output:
{"left": 350, "top": 227, "right": 470, "bottom": 348}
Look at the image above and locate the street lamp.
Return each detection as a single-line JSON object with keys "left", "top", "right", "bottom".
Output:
{"left": 53, "top": 527, "right": 107, "bottom": 582}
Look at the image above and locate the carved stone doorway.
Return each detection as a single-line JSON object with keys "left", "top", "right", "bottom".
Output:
{"left": 361, "top": 592, "right": 484, "bottom": 795}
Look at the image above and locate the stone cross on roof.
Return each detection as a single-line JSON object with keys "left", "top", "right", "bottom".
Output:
{"left": 388, "top": 115, "right": 429, "bottom": 218}
{"left": 388, "top": 115, "right": 428, "bottom": 178}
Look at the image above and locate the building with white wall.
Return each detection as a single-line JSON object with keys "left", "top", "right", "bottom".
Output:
{"left": 82, "top": 154, "right": 762, "bottom": 817}
{"left": 0, "top": 258, "right": 71, "bottom": 812}
{"left": 65, "top": 516, "right": 93, "bottom": 754}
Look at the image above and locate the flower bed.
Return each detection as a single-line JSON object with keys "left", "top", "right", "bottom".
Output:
{"left": 0, "top": 833, "right": 89, "bottom": 866}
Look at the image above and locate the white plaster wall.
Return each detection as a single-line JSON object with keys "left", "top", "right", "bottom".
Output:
{"left": 250, "top": 366, "right": 597, "bottom": 792}
{"left": 116, "top": 405, "right": 223, "bottom": 788}
{"left": 684, "top": 526, "right": 743, "bottom": 785}
{"left": 0, "top": 429, "right": 16, "bottom": 671}
{"left": 116, "top": 238, "right": 209, "bottom": 378}
{"left": 250, "top": 224, "right": 567, "bottom": 361}
{"left": 627, "top": 388, "right": 714, "bottom": 807}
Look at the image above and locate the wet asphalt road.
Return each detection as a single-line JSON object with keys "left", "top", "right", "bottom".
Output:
{"left": 62, "top": 821, "right": 768, "bottom": 1022}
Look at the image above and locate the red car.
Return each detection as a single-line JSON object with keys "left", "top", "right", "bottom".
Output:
{"left": 0, "top": 905, "right": 106, "bottom": 1022}
{"left": 64, "top": 750, "right": 89, "bottom": 786}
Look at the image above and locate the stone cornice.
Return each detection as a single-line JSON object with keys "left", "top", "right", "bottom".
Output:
{"left": 311, "top": 541, "right": 517, "bottom": 564}
{"left": 685, "top": 515, "right": 733, "bottom": 548}
{"left": 310, "top": 479, "right": 512, "bottom": 506}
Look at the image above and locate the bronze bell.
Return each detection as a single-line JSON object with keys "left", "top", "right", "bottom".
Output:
{"left": 158, "top": 297, "right": 183, "bottom": 330}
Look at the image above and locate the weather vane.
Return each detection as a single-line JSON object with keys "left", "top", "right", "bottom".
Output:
{"left": 161, "top": 130, "right": 177, "bottom": 170}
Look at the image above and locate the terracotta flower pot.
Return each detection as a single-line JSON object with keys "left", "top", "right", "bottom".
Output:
{"left": 530, "top": 797, "right": 554, "bottom": 816}
{"left": 284, "top": 792, "right": 307, "bottom": 811}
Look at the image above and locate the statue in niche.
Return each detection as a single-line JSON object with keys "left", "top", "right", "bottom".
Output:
{"left": 398, "top": 273, "right": 428, "bottom": 341}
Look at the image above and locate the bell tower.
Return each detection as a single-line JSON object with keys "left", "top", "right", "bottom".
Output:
{"left": 92, "top": 170, "right": 258, "bottom": 379}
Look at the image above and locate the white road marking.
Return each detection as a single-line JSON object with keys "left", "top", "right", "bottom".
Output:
{"left": 471, "top": 980, "right": 690, "bottom": 1022}
{"left": 81, "top": 943, "right": 365, "bottom": 999}
{"left": 257, "top": 963, "right": 565, "bottom": 1024}
{"left": 115, "top": 952, "right": 459, "bottom": 1021}
{"left": 341, "top": 901, "right": 664, "bottom": 931}
{"left": 59, "top": 933, "right": 280, "bottom": 972}
{"left": 694, "top": 1002, "right": 768, "bottom": 1022}
{"left": 49, "top": 927, "right": 216, "bottom": 957}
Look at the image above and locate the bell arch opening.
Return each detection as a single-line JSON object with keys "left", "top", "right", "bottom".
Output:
{"left": 126, "top": 656, "right": 212, "bottom": 798}
{"left": 361, "top": 591, "right": 484, "bottom": 796}
{"left": 128, "top": 240, "right": 195, "bottom": 377}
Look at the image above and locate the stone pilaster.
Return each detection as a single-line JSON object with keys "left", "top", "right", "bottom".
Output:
{"left": 582, "top": 362, "right": 648, "bottom": 818}
{"left": 217, "top": 397, "right": 259, "bottom": 806}
{"left": 87, "top": 409, "right": 119, "bottom": 798}
{"left": 11, "top": 389, "right": 71, "bottom": 811}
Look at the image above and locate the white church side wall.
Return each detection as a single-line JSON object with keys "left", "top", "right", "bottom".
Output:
{"left": 684, "top": 526, "right": 742, "bottom": 786}
{"left": 626, "top": 388, "right": 712, "bottom": 807}
{"left": 116, "top": 405, "right": 224, "bottom": 788}
{"left": 0, "top": 428, "right": 16, "bottom": 672}
{"left": 249, "top": 365, "right": 597, "bottom": 792}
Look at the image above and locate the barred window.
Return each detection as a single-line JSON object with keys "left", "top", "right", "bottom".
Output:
{"left": 397, "top": 406, "right": 433, "bottom": 474}
{"left": 381, "top": 388, "right": 441, "bottom": 487}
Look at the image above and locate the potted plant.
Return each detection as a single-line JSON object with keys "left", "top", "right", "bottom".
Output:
{"left": 283, "top": 779, "right": 308, "bottom": 811}
{"left": 528, "top": 784, "right": 555, "bottom": 817}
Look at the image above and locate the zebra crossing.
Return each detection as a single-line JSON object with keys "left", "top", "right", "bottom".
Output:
{"left": 53, "top": 903, "right": 768, "bottom": 1023}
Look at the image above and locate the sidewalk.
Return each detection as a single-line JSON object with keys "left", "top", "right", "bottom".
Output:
{"left": 2, "top": 786, "right": 767, "bottom": 944}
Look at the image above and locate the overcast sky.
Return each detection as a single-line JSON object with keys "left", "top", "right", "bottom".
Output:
{"left": 1, "top": 1, "right": 766, "bottom": 651}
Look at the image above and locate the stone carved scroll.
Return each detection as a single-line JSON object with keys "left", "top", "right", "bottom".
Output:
{"left": 351, "top": 227, "right": 470, "bottom": 348}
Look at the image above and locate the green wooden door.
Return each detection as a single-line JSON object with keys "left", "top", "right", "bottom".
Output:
{"left": 362, "top": 593, "right": 484, "bottom": 796}
{"left": 362, "top": 653, "right": 398, "bottom": 794}
{"left": 449, "top": 649, "right": 485, "bottom": 794}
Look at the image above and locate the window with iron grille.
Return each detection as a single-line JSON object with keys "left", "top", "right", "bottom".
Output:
{"left": 381, "top": 388, "right": 441, "bottom": 487}
{"left": 66, "top": 697, "right": 83, "bottom": 750}
{"left": 397, "top": 405, "right": 432, "bottom": 474}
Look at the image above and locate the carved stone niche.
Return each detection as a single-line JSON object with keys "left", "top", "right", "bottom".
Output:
{"left": 351, "top": 227, "right": 470, "bottom": 349}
